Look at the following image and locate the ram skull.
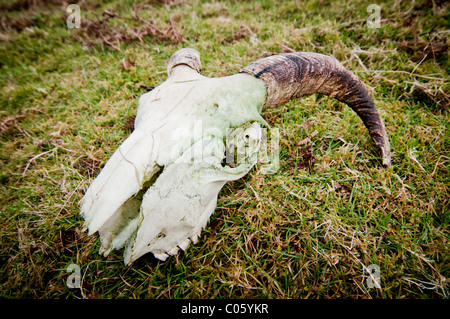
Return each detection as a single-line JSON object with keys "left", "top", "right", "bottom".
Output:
{"left": 80, "top": 48, "right": 390, "bottom": 265}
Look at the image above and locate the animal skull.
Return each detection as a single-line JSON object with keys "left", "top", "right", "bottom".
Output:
{"left": 80, "top": 48, "right": 390, "bottom": 265}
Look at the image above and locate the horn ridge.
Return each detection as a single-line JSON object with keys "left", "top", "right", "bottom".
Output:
{"left": 241, "top": 52, "right": 391, "bottom": 166}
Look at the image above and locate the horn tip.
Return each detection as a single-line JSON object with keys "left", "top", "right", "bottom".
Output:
{"left": 382, "top": 151, "right": 391, "bottom": 167}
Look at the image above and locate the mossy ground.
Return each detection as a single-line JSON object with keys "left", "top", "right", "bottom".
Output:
{"left": 0, "top": 0, "right": 448, "bottom": 298}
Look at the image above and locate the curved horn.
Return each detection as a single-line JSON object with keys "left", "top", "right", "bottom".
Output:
{"left": 241, "top": 52, "right": 391, "bottom": 166}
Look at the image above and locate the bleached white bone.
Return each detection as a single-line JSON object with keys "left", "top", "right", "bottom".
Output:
{"left": 153, "top": 253, "right": 169, "bottom": 261}
{"left": 178, "top": 239, "right": 190, "bottom": 251}
{"left": 81, "top": 49, "right": 267, "bottom": 265}
{"left": 80, "top": 47, "right": 391, "bottom": 265}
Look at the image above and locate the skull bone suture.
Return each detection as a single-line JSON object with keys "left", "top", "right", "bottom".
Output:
{"left": 80, "top": 48, "right": 391, "bottom": 264}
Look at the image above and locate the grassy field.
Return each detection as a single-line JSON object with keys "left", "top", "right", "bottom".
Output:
{"left": 0, "top": 0, "right": 448, "bottom": 299}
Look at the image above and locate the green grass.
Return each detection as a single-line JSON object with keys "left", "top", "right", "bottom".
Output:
{"left": 0, "top": 0, "right": 448, "bottom": 298}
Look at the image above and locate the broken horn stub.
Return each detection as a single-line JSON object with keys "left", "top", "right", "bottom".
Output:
{"left": 241, "top": 51, "right": 391, "bottom": 166}
{"left": 167, "top": 48, "right": 202, "bottom": 76}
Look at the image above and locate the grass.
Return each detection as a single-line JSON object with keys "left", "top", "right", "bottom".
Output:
{"left": 0, "top": 0, "right": 448, "bottom": 299}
